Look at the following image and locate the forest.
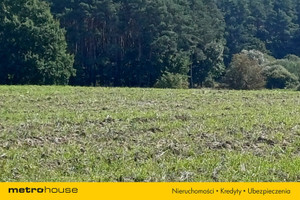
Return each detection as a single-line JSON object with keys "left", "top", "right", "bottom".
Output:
{"left": 2, "top": 0, "right": 300, "bottom": 89}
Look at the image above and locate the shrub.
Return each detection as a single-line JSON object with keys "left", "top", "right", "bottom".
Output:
{"left": 269, "top": 55, "right": 300, "bottom": 80}
{"left": 203, "top": 75, "right": 216, "bottom": 88}
{"left": 223, "top": 53, "right": 265, "bottom": 90}
{"left": 154, "top": 72, "right": 189, "bottom": 89}
{"left": 241, "top": 49, "right": 270, "bottom": 65}
{"left": 262, "top": 65, "right": 299, "bottom": 89}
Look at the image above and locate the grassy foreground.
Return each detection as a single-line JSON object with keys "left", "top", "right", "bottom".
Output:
{"left": 0, "top": 86, "right": 299, "bottom": 182}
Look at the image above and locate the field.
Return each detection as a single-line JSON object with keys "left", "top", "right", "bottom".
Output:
{"left": 0, "top": 86, "right": 299, "bottom": 182}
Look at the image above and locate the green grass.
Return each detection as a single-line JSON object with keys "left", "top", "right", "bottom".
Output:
{"left": 0, "top": 86, "right": 299, "bottom": 182}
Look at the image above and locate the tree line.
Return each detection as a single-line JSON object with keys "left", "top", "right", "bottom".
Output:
{"left": 2, "top": 0, "right": 300, "bottom": 89}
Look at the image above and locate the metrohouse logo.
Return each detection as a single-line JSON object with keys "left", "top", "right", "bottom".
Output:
{"left": 8, "top": 187, "right": 78, "bottom": 194}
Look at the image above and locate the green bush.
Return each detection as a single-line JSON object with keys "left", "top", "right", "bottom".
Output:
{"left": 154, "top": 72, "right": 189, "bottom": 89}
{"left": 203, "top": 75, "right": 216, "bottom": 88}
{"left": 223, "top": 53, "right": 265, "bottom": 90}
{"left": 269, "top": 55, "right": 300, "bottom": 80}
{"left": 262, "top": 65, "right": 299, "bottom": 89}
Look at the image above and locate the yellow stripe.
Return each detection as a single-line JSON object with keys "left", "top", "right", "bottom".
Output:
{"left": 0, "top": 182, "right": 299, "bottom": 200}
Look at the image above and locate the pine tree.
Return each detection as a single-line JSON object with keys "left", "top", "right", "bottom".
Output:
{"left": 0, "top": 0, "right": 75, "bottom": 85}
